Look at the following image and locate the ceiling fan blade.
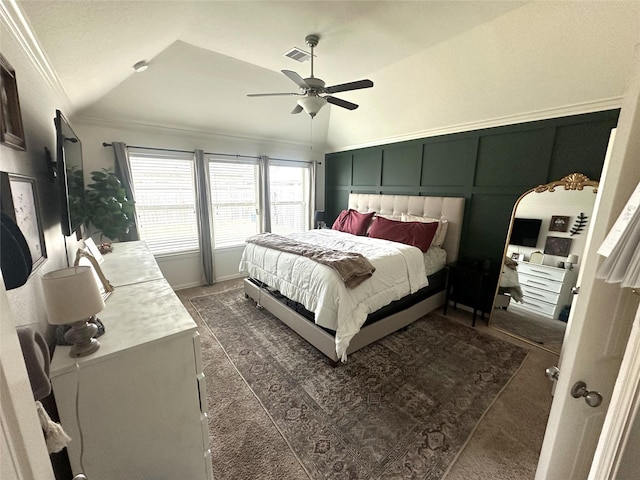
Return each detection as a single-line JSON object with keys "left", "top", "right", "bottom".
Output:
{"left": 326, "top": 79, "right": 374, "bottom": 94}
{"left": 282, "top": 70, "right": 310, "bottom": 89}
{"left": 247, "top": 92, "right": 300, "bottom": 97}
{"left": 291, "top": 104, "right": 303, "bottom": 114}
{"left": 325, "top": 96, "right": 359, "bottom": 110}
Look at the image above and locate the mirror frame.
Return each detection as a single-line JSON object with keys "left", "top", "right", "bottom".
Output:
{"left": 489, "top": 172, "right": 599, "bottom": 353}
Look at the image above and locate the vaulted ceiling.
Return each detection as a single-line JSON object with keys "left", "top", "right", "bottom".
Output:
{"left": 17, "top": 1, "right": 640, "bottom": 152}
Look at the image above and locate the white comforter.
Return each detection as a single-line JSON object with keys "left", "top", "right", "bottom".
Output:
{"left": 239, "top": 229, "right": 428, "bottom": 361}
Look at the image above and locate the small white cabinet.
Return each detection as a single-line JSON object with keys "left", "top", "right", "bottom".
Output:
{"left": 509, "top": 261, "right": 577, "bottom": 320}
{"left": 49, "top": 241, "right": 213, "bottom": 480}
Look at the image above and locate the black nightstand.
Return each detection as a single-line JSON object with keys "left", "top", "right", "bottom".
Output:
{"left": 443, "top": 262, "right": 492, "bottom": 327}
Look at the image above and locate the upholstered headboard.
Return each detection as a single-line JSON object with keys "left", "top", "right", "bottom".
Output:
{"left": 348, "top": 194, "right": 465, "bottom": 263}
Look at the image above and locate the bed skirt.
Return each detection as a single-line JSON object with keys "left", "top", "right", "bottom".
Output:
{"left": 243, "top": 270, "right": 447, "bottom": 363}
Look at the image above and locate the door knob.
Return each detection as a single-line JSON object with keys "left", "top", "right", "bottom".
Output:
{"left": 571, "top": 286, "right": 580, "bottom": 295}
{"left": 545, "top": 366, "right": 560, "bottom": 382}
{"left": 571, "top": 381, "right": 603, "bottom": 407}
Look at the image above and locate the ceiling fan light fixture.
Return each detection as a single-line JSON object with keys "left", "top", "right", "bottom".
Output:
{"left": 133, "top": 60, "right": 148, "bottom": 72}
{"left": 297, "top": 95, "right": 327, "bottom": 118}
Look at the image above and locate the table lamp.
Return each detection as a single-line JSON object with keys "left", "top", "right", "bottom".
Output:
{"left": 314, "top": 211, "right": 326, "bottom": 229}
{"left": 566, "top": 254, "right": 579, "bottom": 270}
{"left": 41, "top": 266, "right": 105, "bottom": 357}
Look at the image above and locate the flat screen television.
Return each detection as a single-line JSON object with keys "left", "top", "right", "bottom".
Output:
{"left": 509, "top": 217, "right": 542, "bottom": 247}
{"left": 54, "top": 110, "right": 86, "bottom": 236}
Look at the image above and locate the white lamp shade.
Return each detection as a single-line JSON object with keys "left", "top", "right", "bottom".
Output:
{"left": 567, "top": 254, "right": 579, "bottom": 264}
{"left": 41, "top": 266, "right": 105, "bottom": 325}
{"left": 297, "top": 95, "right": 327, "bottom": 118}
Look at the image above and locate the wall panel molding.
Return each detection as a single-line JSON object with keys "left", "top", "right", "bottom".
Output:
{"left": 325, "top": 110, "right": 619, "bottom": 272}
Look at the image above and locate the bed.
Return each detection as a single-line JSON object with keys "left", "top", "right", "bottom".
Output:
{"left": 240, "top": 194, "right": 465, "bottom": 364}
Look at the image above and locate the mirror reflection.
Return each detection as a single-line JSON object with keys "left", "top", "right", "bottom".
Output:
{"left": 490, "top": 173, "right": 599, "bottom": 353}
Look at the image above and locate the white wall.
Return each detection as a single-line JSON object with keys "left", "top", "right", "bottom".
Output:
{"left": 0, "top": 5, "right": 72, "bottom": 476}
{"left": 0, "top": 6, "right": 83, "bottom": 335}
{"left": 326, "top": 1, "right": 640, "bottom": 152}
{"left": 74, "top": 119, "right": 325, "bottom": 288}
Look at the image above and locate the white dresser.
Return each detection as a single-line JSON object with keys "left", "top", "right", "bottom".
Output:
{"left": 509, "top": 261, "right": 577, "bottom": 320}
{"left": 49, "top": 241, "right": 213, "bottom": 480}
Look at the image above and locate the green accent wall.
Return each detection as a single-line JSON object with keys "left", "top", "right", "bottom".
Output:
{"left": 325, "top": 110, "right": 619, "bottom": 272}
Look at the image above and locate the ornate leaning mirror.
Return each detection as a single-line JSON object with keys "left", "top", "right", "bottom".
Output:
{"left": 489, "top": 173, "right": 599, "bottom": 354}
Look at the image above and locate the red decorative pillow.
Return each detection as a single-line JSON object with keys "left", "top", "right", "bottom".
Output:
{"left": 331, "top": 209, "right": 375, "bottom": 236}
{"left": 368, "top": 216, "right": 438, "bottom": 252}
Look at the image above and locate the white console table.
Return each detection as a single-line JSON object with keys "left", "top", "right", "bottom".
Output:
{"left": 510, "top": 261, "right": 577, "bottom": 320}
{"left": 49, "top": 241, "right": 213, "bottom": 480}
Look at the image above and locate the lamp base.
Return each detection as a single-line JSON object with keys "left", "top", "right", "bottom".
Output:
{"left": 64, "top": 318, "right": 100, "bottom": 357}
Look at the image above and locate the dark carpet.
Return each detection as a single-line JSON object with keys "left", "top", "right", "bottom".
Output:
{"left": 191, "top": 288, "right": 528, "bottom": 480}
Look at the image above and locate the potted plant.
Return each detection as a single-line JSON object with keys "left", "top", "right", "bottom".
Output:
{"left": 84, "top": 168, "right": 136, "bottom": 241}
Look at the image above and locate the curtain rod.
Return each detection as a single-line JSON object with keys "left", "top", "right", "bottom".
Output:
{"left": 101, "top": 142, "right": 317, "bottom": 164}
{"left": 102, "top": 142, "right": 258, "bottom": 160}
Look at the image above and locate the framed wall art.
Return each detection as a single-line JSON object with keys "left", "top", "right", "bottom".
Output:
{"left": 0, "top": 172, "right": 47, "bottom": 270}
{"left": 0, "top": 54, "right": 26, "bottom": 151}
{"left": 544, "top": 236, "right": 572, "bottom": 257}
{"left": 549, "top": 215, "right": 570, "bottom": 232}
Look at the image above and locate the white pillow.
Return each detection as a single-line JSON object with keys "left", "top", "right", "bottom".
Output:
{"left": 401, "top": 213, "right": 448, "bottom": 247}
{"left": 376, "top": 213, "right": 402, "bottom": 221}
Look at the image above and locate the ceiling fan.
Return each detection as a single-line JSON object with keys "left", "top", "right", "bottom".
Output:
{"left": 247, "top": 34, "right": 374, "bottom": 118}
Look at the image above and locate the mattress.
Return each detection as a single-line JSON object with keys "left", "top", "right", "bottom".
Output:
{"left": 239, "top": 229, "right": 430, "bottom": 360}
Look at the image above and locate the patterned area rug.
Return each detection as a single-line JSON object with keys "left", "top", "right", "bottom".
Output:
{"left": 191, "top": 288, "right": 528, "bottom": 480}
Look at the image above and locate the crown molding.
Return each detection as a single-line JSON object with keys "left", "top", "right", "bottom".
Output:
{"left": 326, "top": 97, "right": 623, "bottom": 153}
{"left": 76, "top": 115, "right": 322, "bottom": 153}
{"left": 0, "top": 0, "right": 71, "bottom": 109}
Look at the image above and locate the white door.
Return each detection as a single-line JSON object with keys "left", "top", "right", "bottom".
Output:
{"left": 535, "top": 53, "right": 640, "bottom": 479}
{"left": 0, "top": 275, "right": 54, "bottom": 479}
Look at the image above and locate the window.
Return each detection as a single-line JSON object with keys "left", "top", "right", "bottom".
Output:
{"left": 129, "top": 151, "right": 198, "bottom": 255}
{"left": 208, "top": 160, "right": 260, "bottom": 248}
{"left": 128, "top": 149, "right": 313, "bottom": 255}
{"left": 269, "top": 163, "right": 311, "bottom": 235}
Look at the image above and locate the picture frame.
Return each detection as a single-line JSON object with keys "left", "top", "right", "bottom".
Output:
{"left": 549, "top": 215, "right": 570, "bottom": 232}
{"left": 0, "top": 172, "right": 47, "bottom": 271}
{"left": 544, "top": 236, "right": 572, "bottom": 257}
{"left": 510, "top": 252, "right": 524, "bottom": 261}
{"left": 0, "top": 54, "right": 26, "bottom": 151}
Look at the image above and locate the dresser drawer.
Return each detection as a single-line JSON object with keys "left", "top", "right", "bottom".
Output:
{"left": 521, "top": 284, "right": 560, "bottom": 304}
{"left": 519, "top": 273, "right": 564, "bottom": 294}
{"left": 518, "top": 262, "right": 567, "bottom": 282}
{"left": 514, "top": 297, "right": 557, "bottom": 317}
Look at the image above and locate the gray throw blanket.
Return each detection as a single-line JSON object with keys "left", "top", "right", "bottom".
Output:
{"left": 245, "top": 233, "right": 376, "bottom": 288}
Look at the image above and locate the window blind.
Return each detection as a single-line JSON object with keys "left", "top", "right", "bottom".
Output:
{"left": 269, "top": 164, "right": 310, "bottom": 235}
{"left": 208, "top": 160, "right": 260, "bottom": 248}
{"left": 129, "top": 153, "right": 199, "bottom": 255}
